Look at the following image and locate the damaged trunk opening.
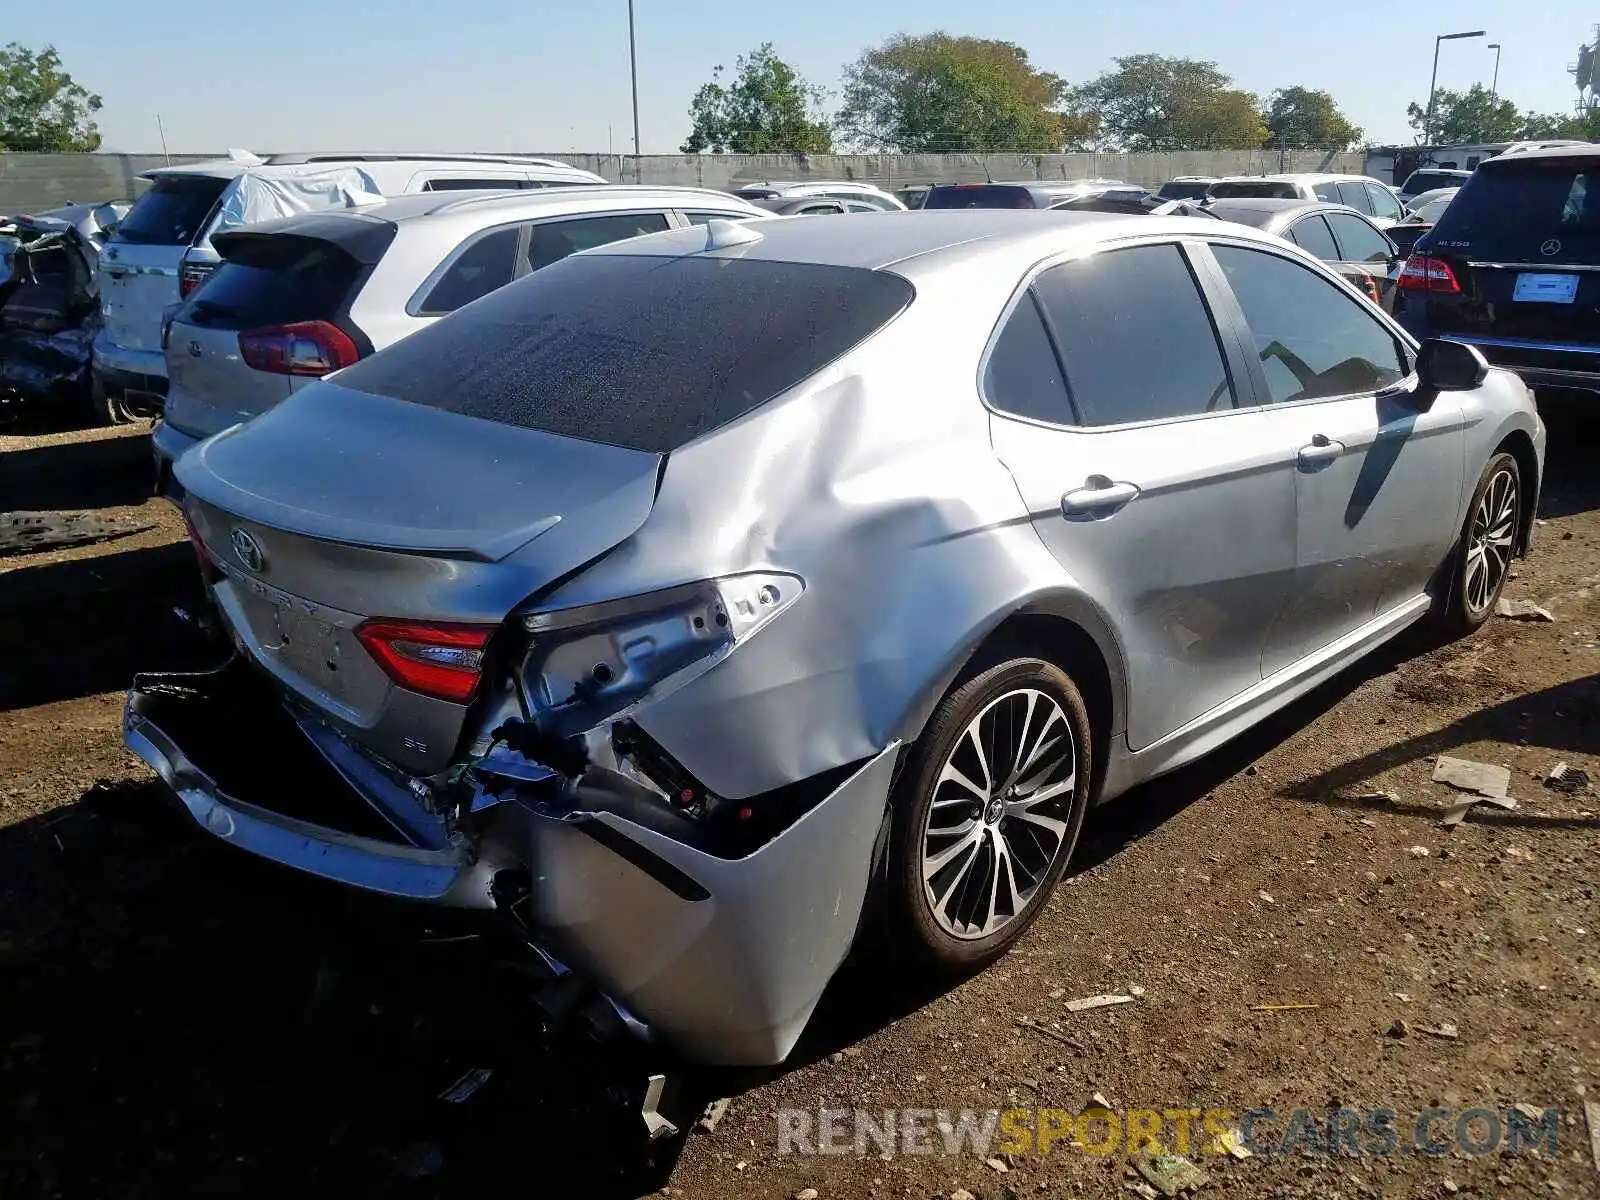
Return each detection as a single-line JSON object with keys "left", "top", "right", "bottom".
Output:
{"left": 0, "top": 214, "right": 107, "bottom": 414}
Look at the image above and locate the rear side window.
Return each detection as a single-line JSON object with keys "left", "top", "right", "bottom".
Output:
{"left": 924, "top": 185, "right": 1036, "bottom": 209}
{"left": 1157, "top": 180, "right": 1211, "bottom": 200}
{"left": 176, "top": 235, "right": 362, "bottom": 330}
{"left": 1288, "top": 215, "right": 1340, "bottom": 260}
{"left": 983, "top": 294, "right": 1074, "bottom": 425}
{"left": 1210, "top": 181, "right": 1297, "bottom": 200}
{"left": 1336, "top": 182, "right": 1375, "bottom": 214}
{"left": 1030, "top": 243, "right": 1236, "bottom": 426}
{"left": 1430, "top": 157, "right": 1600, "bottom": 261}
{"left": 1365, "top": 184, "right": 1404, "bottom": 221}
{"left": 1313, "top": 182, "right": 1341, "bottom": 203}
{"left": 417, "top": 225, "right": 522, "bottom": 314}
{"left": 1325, "top": 213, "right": 1393, "bottom": 264}
{"left": 333, "top": 254, "right": 914, "bottom": 454}
{"left": 422, "top": 178, "right": 533, "bottom": 192}
{"left": 683, "top": 211, "right": 756, "bottom": 225}
{"left": 114, "top": 176, "right": 229, "bottom": 246}
{"left": 1212, "top": 245, "right": 1407, "bottom": 404}
{"left": 524, "top": 212, "right": 671, "bottom": 272}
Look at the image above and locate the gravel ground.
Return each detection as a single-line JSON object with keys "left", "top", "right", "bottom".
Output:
{"left": 0, "top": 403, "right": 1595, "bottom": 1200}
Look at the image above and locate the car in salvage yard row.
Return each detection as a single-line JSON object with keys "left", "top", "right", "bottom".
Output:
{"left": 151, "top": 185, "right": 767, "bottom": 489}
{"left": 1202, "top": 197, "right": 1403, "bottom": 308}
{"left": 126, "top": 209, "right": 1544, "bottom": 1068}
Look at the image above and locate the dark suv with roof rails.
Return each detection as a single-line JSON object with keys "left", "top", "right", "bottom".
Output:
{"left": 1393, "top": 144, "right": 1600, "bottom": 396}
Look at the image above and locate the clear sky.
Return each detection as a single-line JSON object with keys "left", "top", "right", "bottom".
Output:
{"left": 14, "top": 0, "right": 1599, "bottom": 154}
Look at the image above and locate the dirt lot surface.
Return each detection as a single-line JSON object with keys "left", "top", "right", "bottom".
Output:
{"left": 1, "top": 405, "right": 1596, "bottom": 1200}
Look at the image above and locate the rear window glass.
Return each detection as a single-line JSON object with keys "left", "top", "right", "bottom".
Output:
{"left": 1430, "top": 158, "right": 1600, "bottom": 260}
{"left": 115, "top": 175, "right": 229, "bottom": 246}
{"left": 923, "top": 185, "right": 1037, "bottom": 209}
{"left": 333, "top": 254, "right": 914, "bottom": 454}
{"left": 1157, "top": 180, "right": 1212, "bottom": 200}
{"left": 1208, "top": 181, "right": 1297, "bottom": 200}
{"left": 1404, "top": 171, "right": 1463, "bottom": 194}
{"left": 176, "top": 236, "right": 362, "bottom": 330}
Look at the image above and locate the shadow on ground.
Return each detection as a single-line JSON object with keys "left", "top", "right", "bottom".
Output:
{"left": 0, "top": 428, "right": 154, "bottom": 512}
{"left": 1532, "top": 390, "right": 1600, "bottom": 519}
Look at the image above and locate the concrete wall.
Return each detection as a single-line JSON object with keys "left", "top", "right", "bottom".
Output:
{"left": 1, "top": 149, "right": 1368, "bottom": 212}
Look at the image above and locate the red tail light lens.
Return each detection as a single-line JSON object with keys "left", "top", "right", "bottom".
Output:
{"left": 356, "top": 619, "right": 494, "bottom": 704}
{"left": 178, "top": 262, "right": 213, "bottom": 299}
{"left": 1397, "top": 254, "right": 1462, "bottom": 294}
{"left": 237, "top": 321, "right": 360, "bottom": 377}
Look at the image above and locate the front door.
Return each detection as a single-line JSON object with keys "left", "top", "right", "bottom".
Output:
{"left": 1204, "top": 242, "right": 1465, "bottom": 676}
{"left": 984, "top": 240, "right": 1295, "bottom": 751}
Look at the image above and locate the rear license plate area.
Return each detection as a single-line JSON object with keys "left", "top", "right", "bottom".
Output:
{"left": 1512, "top": 273, "right": 1579, "bottom": 304}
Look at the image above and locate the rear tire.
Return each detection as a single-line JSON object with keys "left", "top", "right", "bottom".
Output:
{"left": 1433, "top": 451, "right": 1521, "bottom": 637}
{"left": 882, "top": 656, "right": 1092, "bottom": 974}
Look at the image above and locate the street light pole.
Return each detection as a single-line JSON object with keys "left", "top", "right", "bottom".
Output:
{"left": 1487, "top": 43, "right": 1502, "bottom": 105}
{"left": 1425, "top": 29, "right": 1487, "bottom": 145}
{"left": 627, "top": 0, "right": 642, "bottom": 177}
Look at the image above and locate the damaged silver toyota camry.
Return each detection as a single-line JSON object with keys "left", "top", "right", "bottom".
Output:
{"left": 127, "top": 210, "right": 1544, "bottom": 1067}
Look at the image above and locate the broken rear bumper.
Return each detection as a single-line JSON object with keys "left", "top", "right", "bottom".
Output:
{"left": 122, "top": 659, "right": 899, "bottom": 1065}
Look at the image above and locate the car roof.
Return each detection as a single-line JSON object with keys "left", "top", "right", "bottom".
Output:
{"left": 224, "top": 185, "right": 765, "bottom": 236}
{"left": 139, "top": 154, "right": 604, "bottom": 184}
{"left": 1480, "top": 143, "right": 1600, "bottom": 165}
{"left": 580, "top": 208, "right": 1280, "bottom": 274}
{"left": 1202, "top": 198, "right": 1367, "bottom": 231}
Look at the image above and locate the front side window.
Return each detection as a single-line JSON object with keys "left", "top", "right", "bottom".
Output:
{"left": 524, "top": 212, "right": 671, "bottom": 271}
{"left": 1325, "top": 213, "right": 1394, "bottom": 264}
{"left": 417, "top": 225, "right": 522, "bottom": 314}
{"left": 1365, "top": 184, "right": 1404, "bottom": 221}
{"left": 1212, "top": 244, "right": 1407, "bottom": 405}
{"left": 1336, "top": 181, "right": 1376, "bottom": 215}
{"left": 1031, "top": 243, "right": 1236, "bottom": 427}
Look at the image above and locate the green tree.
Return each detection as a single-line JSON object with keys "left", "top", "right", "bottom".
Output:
{"left": 1406, "top": 84, "right": 1521, "bottom": 143}
{"left": 1074, "top": 54, "right": 1265, "bottom": 150}
{"left": 680, "top": 44, "right": 832, "bottom": 155}
{"left": 0, "top": 43, "right": 102, "bottom": 151}
{"left": 1262, "top": 86, "right": 1363, "bottom": 149}
{"left": 1516, "top": 108, "right": 1600, "bottom": 139}
{"left": 837, "top": 32, "right": 1095, "bottom": 153}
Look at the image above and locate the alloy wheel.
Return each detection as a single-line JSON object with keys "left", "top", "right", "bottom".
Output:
{"left": 1463, "top": 467, "right": 1518, "bottom": 616}
{"left": 920, "top": 688, "right": 1077, "bottom": 940}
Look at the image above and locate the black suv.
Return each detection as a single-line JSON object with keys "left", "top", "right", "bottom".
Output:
{"left": 1393, "top": 145, "right": 1600, "bottom": 394}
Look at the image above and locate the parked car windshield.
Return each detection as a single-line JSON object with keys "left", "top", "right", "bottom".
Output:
{"left": 332, "top": 254, "right": 915, "bottom": 454}
{"left": 113, "top": 175, "right": 229, "bottom": 246}
{"left": 1208, "top": 181, "right": 1299, "bottom": 199}
{"left": 923, "top": 185, "right": 1037, "bottom": 209}
{"left": 1402, "top": 170, "right": 1466, "bottom": 194}
{"left": 1156, "top": 180, "right": 1212, "bottom": 200}
{"left": 1428, "top": 156, "right": 1600, "bottom": 261}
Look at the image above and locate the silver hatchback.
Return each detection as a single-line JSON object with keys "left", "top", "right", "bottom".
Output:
{"left": 128, "top": 211, "right": 1544, "bottom": 1067}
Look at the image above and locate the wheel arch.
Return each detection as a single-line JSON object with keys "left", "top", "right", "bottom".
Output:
{"left": 1493, "top": 429, "right": 1540, "bottom": 556}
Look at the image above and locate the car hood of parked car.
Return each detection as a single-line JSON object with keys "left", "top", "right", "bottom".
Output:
{"left": 173, "top": 382, "right": 663, "bottom": 565}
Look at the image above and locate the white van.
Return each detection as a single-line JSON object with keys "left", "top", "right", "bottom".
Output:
{"left": 92, "top": 152, "right": 606, "bottom": 422}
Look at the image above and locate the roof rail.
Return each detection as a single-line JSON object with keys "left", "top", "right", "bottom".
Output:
{"left": 264, "top": 152, "right": 586, "bottom": 168}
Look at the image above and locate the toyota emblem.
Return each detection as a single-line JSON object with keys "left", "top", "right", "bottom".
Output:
{"left": 230, "top": 528, "right": 265, "bottom": 573}
{"left": 187, "top": 340, "right": 203, "bottom": 358}
{"left": 1541, "top": 238, "right": 1562, "bottom": 256}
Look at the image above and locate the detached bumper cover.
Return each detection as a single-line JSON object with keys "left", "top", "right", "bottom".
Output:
{"left": 122, "top": 660, "right": 899, "bottom": 1065}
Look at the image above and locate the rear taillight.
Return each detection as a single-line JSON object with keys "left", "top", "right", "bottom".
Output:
{"left": 356, "top": 619, "right": 494, "bottom": 704}
{"left": 178, "top": 262, "right": 214, "bottom": 299}
{"left": 1397, "top": 254, "right": 1462, "bottom": 294}
{"left": 237, "top": 321, "right": 360, "bottom": 377}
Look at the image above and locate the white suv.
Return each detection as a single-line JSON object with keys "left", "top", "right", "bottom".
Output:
{"left": 93, "top": 152, "right": 605, "bottom": 422}
{"left": 151, "top": 185, "right": 767, "bottom": 490}
{"left": 1206, "top": 173, "right": 1407, "bottom": 228}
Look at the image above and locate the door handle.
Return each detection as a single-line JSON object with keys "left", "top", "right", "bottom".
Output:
{"left": 1060, "top": 477, "right": 1141, "bottom": 516}
{"left": 1296, "top": 435, "right": 1344, "bottom": 467}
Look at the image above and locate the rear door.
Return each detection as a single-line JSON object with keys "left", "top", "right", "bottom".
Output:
{"left": 984, "top": 239, "right": 1294, "bottom": 750}
{"left": 1205, "top": 241, "right": 1464, "bottom": 674}
{"left": 100, "top": 174, "right": 229, "bottom": 352}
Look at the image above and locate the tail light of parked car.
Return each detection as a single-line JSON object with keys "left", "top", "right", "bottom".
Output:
{"left": 355, "top": 619, "right": 495, "bottom": 704}
{"left": 237, "top": 321, "right": 360, "bottom": 377}
{"left": 178, "top": 262, "right": 215, "bottom": 299}
{"left": 180, "top": 508, "right": 221, "bottom": 585}
{"left": 1396, "top": 254, "right": 1462, "bottom": 294}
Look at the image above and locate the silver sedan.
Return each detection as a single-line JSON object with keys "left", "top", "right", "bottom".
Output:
{"left": 127, "top": 210, "right": 1545, "bottom": 1067}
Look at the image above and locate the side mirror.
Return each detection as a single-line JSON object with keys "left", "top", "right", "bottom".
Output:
{"left": 1416, "top": 338, "right": 1488, "bottom": 392}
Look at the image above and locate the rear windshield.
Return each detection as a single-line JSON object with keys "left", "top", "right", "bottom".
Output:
{"left": 1403, "top": 171, "right": 1464, "bottom": 194}
{"left": 924, "top": 185, "right": 1037, "bottom": 209}
{"left": 176, "top": 235, "right": 363, "bottom": 331}
{"left": 1429, "top": 157, "right": 1600, "bottom": 260}
{"left": 1157, "top": 180, "right": 1211, "bottom": 200}
{"left": 114, "top": 175, "right": 229, "bottom": 246}
{"left": 332, "top": 253, "right": 914, "bottom": 454}
{"left": 1208, "top": 181, "right": 1298, "bottom": 200}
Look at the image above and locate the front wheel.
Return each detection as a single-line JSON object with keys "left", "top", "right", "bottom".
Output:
{"left": 883, "top": 657, "right": 1092, "bottom": 974}
{"left": 1434, "top": 451, "right": 1521, "bottom": 636}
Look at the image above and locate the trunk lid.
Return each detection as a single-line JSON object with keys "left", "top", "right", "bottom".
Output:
{"left": 163, "top": 318, "right": 295, "bottom": 439}
{"left": 175, "top": 385, "right": 664, "bottom": 773}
